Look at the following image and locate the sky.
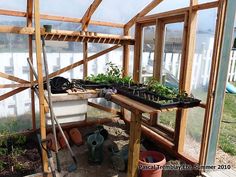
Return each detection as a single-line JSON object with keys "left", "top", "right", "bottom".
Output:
{"left": 0, "top": 0, "right": 235, "bottom": 29}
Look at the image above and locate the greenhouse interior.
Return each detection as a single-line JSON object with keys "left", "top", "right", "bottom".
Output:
{"left": 0, "top": 0, "right": 236, "bottom": 177}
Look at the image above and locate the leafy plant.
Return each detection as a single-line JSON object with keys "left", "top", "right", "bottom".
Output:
{"left": 87, "top": 62, "right": 134, "bottom": 85}
{"left": 146, "top": 78, "right": 177, "bottom": 98}
{"left": 176, "top": 91, "right": 188, "bottom": 101}
{"left": 0, "top": 161, "right": 6, "bottom": 172}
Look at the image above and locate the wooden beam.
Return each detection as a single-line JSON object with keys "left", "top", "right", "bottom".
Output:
{"left": 0, "top": 9, "right": 26, "bottom": 17}
{"left": 175, "top": 0, "right": 198, "bottom": 154}
{"left": 205, "top": 0, "right": 236, "bottom": 167}
{"left": 0, "top": 83, "right": 31, "bottom": 88}
{"left": 27, "top": 0, "right": 36, "bottom": 130}
{"left": 137, "top": 1, "right": 219, "bottom": 24}
{"left": 0, "top": 26, "right": 134, "bottom": 45}
{"left": 153, "top": 18, "right": 165, "bottom": 82}
{"left": 81, "top": 0, "right": 102, "bottom": 31}
{"left": 125, "top": 0, "right": 164, "bottom": 30}
{"left": 0, "top": 71, "right": 30, "bottom": 84}
{"left": 0, "top": 9, "right": 124, "bottom": 28}
{"left": 0, "top": 87, "right": 28, "bottom": 101}
{"left": 123, "top": 29, "right": 130, "bottom": 77}
{"left": 127, "top": 111, "right": 142, "bottom": 177}
{"left": 133, "top": 23, "right": 142, "bottom": 82}
{"left": 83, "top": 42, "right": 88, "bottom": 79}
{"left": 34, "top": 0, "right": 48, "bottom": 172}
{"left": 45, "top": 44, "right": 121, "bottom": 80}
{"left": 43, "top": 29, "right": 134, "bottom": 45}
{"left": 0, "top": 26, "right": 34, "bottom": 34}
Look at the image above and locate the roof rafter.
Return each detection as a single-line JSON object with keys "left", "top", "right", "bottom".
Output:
{"left": 81, "top": 0, "right": 102, "bottom": 31}
{"left": 124, "top": 0, "right": 164, "bottom": 30}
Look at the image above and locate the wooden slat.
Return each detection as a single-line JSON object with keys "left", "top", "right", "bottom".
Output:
{"left": 111, "top": 94, "right": 156, "bottom": 114}
{"left": 0, "top": 9, "right": 124, "bottom": 28}
{"left": 0, "top": 26, "right": 34, "bottom": 34}
{"left": 81, "top": 0, "right": 102, "bottom": 31}
{"left": 27, "top": 0, "right": 36, "bottom": 130}
{"left": 125, "top": 0, "right": 164, "bottom": 30}
{"left": 83, "top": 42, "right": 88, "bottom": 79}
{"left": 0, "top": 26, "right": 135, "bottom": 45}
{"left": 0, "top": 87, "right": 28, "bottom": 101}
{"left": 127, "top": 111, "right": 142, "bottom": 177}
{"left": 43, "top": 29, "right": 135, "bottom": 45}
{"left": 0, "top": 83, "right": 31, "bottom": 88}
{"left": 137, "top": 1, "right": 219, "bottom": 24}
{"left": 34, "top": 0, "right": 48, "bottom": 172}
{"left": 0, "top": 71, "right": 30, "bottom": 84}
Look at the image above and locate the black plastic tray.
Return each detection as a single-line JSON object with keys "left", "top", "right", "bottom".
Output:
{"left": 179, "top": 98, "right": 201, "bottom": 108}
{"left": 71, "top": 79, "right": 111, "bottom": 89}
{"left": 116, "top": 87, "right": 180, "bottom": 109}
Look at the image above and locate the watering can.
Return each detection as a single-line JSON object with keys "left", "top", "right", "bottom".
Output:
{"left": 87, "top": 131, "right": 104, "bottom": 164}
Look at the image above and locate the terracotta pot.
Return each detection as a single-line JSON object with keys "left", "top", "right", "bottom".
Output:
{"left": 139, "top": 151, "right": 166, "bottom": 177}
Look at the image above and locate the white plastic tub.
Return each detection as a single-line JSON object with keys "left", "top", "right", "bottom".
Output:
{"left": 46, "top": 93, "right": 88, "bottom": 125}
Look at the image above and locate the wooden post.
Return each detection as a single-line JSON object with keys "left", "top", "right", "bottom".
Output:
{"left": 123, "top": 28, "right": 130, "bottom": 77}
{"left": 127, "top": 111, "right": 142, "bottom": 177}
{"left": 83, "top": 42, "right": 88, "bottom": 79}
{"left": 34, "top": 0, "right": 48, "bottom": 172}
{"left": 175, "top": 0, "right": 198, "bottom": 154}
{"left": 27, "top": 0, "right": 36, "bottom": 130}
{"left": 204, "top": 0, "right": 236, "bottom": 167}
{"left": 153, "top": 19, "right": 165, "bottom": 82}
{"left": 133, "top": 23, "right": 142, "bottom": 82}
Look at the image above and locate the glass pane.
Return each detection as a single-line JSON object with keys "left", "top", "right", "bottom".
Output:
{"left": 190, "top": 8, "right": 217, "bottom": 102}
{"left": 91, "top": 0, "right": 153, "bottom": 24}
{"left": 0, "top": 89, "right": 33, "bottom": 132}
{"left": 198, "top": 0, "right": 217, "bottom": 4}
{"left": 184, "top": 107, "right": 205, "bottom": 160}
{"left": 0, "top": 0, "right": 27, "bottom": 11}
{"left": 0, "top": 15, "right": 26, "bottom": 27}
{"left": 87, "top": 25, "right": 123, "bottom": 35}
{"left": 40, "top": 20, "right": 81, "bottom": 31}
{"left": 40, "top": 0, "right": 93, "bottom": 18}
{"left": 140, "top": 25, "right": 156, "bottom": 83}
{"left": 148, "top": 0, "right": 189, "bottom": 15}
{"left": 88, "top": 43, "right": 122, "bottom": 76}
{"left": 159, "top": 111, "right": 176, "bottom": 130}
{"left": 162, "top": 22, "right": 184, "bottom": 89}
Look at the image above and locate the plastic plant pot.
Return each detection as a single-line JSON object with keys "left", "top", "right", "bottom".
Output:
{"left": 139, "top": 151, "right": 166, "bottom": 177}
{"left": 43, "top": 25, "right": 52, "bottom": 32}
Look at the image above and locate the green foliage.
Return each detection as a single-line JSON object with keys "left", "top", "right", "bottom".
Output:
{"left": 0, "top": 161, "right": 6, "bottom": 172}
{"left": 146, "top": 78, "right": 177, "bottom": 98}
{"left": 0, "top": 148, "right": 7, "bottom": 156}
{"left": 87, "top": 62, "right": 133, "bottom": 84}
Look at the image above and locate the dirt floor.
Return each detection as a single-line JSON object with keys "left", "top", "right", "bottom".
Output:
{"left": 52, "top": 120, "right": 199, "bottom": 177}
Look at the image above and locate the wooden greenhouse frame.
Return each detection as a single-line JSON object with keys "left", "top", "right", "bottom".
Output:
{"left": 0, "top": 0, "right": 235, "bottom": 177}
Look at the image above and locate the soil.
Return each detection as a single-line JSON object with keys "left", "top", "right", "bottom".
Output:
{"left": 0, "top": 135, "right": 41, "bottom": 177}
{"left": 53, "top": 121, "right": 200, "bottom": 177}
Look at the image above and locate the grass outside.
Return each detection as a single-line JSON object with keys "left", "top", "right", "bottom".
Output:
{"left": 219, "top": 92, "right": 236, "bottom": 155}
